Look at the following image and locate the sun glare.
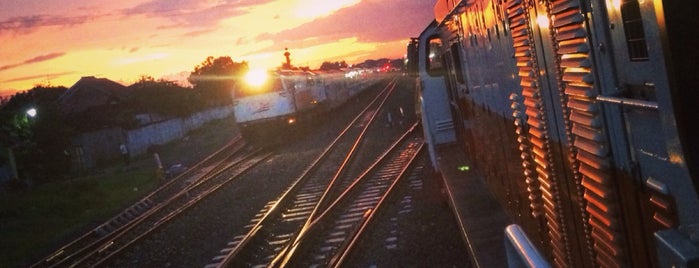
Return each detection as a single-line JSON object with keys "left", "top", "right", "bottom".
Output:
{"left": 245, "top": 69, "right": 268, "bottom": 87}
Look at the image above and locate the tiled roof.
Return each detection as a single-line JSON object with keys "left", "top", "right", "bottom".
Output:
{"left": 58, "top": 76, "right": 131, "bottom": 114}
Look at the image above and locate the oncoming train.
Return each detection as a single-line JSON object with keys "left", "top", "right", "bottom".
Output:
{"left": 409, "top": 0, "right": 698, "bottom": 267}
{"left": 233, "top": 67, "right": 378, "bottom": 142}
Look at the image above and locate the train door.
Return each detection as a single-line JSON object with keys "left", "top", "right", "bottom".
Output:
{"left": 417, "top": 21, "right": 456, "bottom": 168}
{"left": 281, "top": 76, "right": 299, "bottom": 114}
{"left": 588, "top": 0, "right": 699, "bottom": 266}
{"left": 443, "top": 40, "right": 474, "bottom": 157}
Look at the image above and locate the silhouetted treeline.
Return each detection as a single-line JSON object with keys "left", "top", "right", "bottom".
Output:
{"left": 319, "top": 61, "right": 348, "bottom": 70}
{"left": 188, "top": 56, "right": 249, "bottom": 106}
{"left": 128, "top": 75, "right": 205, "bottom": 118}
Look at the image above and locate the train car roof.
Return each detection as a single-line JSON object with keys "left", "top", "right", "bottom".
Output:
{"left": 276, "top": 69, "right": 314, "bottom": 76}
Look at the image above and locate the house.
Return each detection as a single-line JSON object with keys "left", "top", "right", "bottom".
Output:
{"left": 57, "top": 76, "right": 133, "bottom": 171}
{"left": 58, "top": 76, "right": 131, "bottom": 114}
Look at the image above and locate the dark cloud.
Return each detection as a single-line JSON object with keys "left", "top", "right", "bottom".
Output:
{"left": 250, "top": 0, "right": 435, "bottom": 54}
{"left": 0, "top": 52, "right": 66, "bottom": 72}
{"left": 2, "top": 71, "right": 76, "bottom": 83}
{"left": 0, "top": 14, "right": 94, "bottom": 35}
{"left": 122, "top": 0, "right": 274, "bottom": 29}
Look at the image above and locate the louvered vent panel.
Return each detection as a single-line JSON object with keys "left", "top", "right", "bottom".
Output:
{"left": 565, "top": 84, "right": 595, "bottom": 98}
{"left": 508, "top": 0, "right": 542, "bottom": 222}
{"left": 507, "top": 0, "right": 570, "bottom": 266}
{"left": 646, "top": 189, "right": 678, "bottom": 230}
{"left": 571, "top": 124, "right": 603, "bottom": 141}
{"left": 577, "top": 150, "right": 610, "bottom": 169}
{"left": 568, "top": 98, "right": 597, "bottom": 112}
{"left": 549, "top": 0, "right": 625, "bottom": 266}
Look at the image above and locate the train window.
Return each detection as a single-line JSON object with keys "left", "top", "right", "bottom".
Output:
{"left": 427, "top": 36, "right": 444, "bottom": 76}
{"left": 450, "top": 43, "right": 466, "bottom": 84}
{"left": 284, "top": 78, "right": 298, "bottom": 91}
{"left": 620, "top": 0, "right": 649, "bottom": 61}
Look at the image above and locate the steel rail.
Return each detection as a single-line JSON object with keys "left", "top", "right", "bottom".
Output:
{"left": 89, "top": 151, "right": 272, "bottom": 267}
{"left": 267, "top": 79, "right": 398, "bottom": 267}
{"left": 276, "top": 124, "right": 421, "bottom": 267}
{"left": 51, "top": 148, "right": 265, "bottom": 268}
{"left": 311, "top": 123, "right": 418, "bottom": 228}
{"left": 330, "top": 143, "right": 424, "bottom": 267}
{"left": 29, "top": 136, "right": 245, "bottom": 268}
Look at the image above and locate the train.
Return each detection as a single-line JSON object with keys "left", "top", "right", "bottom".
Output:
{"left": 232, "top": 66, "right": 378, "bottom": 142}
{"left": 409, "top": 0, "right": 698, "bottom": 267}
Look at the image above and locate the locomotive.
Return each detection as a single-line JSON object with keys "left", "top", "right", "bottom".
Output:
{"left": 409, "top": 0, "right": 698, "bottom": 267}
{"left": 233, "top": 66, "right": 377, "bottom": 142}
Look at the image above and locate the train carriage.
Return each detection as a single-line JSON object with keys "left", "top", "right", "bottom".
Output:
{"left": 233, "top": 70, "right": 325, "bottom": 136}
{"left": 233, "top": 67, "right": 381, "bottom": 143}
{"left": 411, "top": 0, "right": 699, "bottom": 267}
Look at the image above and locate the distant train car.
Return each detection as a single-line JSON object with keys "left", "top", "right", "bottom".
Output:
{"left": 412, "top": 0, "right": 698, "bottom": 267}
{"left": 234, "top": 70, "right": 323, "bottom": 126}
{"left": 233, "top": 68, "right": 380, "bottom": 142}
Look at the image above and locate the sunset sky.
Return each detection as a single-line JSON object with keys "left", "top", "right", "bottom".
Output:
{"left": 0, "top": 0, "right": 435, "bottom": 96}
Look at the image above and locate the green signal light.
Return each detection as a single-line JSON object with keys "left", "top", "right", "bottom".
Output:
{"left": 458, "top": 165, "right": 470, "bottom": 171}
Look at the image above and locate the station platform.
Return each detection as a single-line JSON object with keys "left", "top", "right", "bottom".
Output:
{"left": 434, "top": 144, "right": 513, "bottom": 268}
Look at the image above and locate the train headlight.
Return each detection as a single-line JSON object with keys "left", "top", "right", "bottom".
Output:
{"left": 245, "top": 69, "right": 268, "bottom": 87}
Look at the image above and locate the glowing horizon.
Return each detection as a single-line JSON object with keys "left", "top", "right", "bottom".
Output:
{"left": 0, "top": 0, "right": 434, "bottom": 95}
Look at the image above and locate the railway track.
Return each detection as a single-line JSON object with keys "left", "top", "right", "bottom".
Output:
{"left": 203, "top": 78, "right": 404, "bottom": 268}
{"left": 29, "top": 136, "right": 270, "bottom": 268}
{"left": 279, "top": 124, "right": 424, "bottom": 267}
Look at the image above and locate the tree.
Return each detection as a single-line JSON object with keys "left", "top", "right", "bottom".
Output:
{"left": 188, "top": 56, "right": 248, "bottom": 106}
{"left": 319, "top": 61, "right": 348, "bottom": 71}
{"left": 0, "top": 85, "right": 72, "bottom": 183}
{"left": 128, "top": 75, "right": 203, "bottom": 117}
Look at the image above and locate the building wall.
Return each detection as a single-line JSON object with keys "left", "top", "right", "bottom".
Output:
{"left": 70, "top": 127, "right": 125, "bottom": 169}
{"left": 70, "top": 105, "right": 233, "bottom": 170}
{"left": 127, "top": 119, "right": 185, "bottom": 156}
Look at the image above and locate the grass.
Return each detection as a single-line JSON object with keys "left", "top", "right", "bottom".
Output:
{"left": 0, "top": 170, "right": 158, "bottom": 267}
{"left": 0, "top": 117, "right": 238, "bottom": 268}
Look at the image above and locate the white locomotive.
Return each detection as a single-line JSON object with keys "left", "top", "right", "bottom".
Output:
{"left": 233, "top": 67, "right": 377, "bottom": 142}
